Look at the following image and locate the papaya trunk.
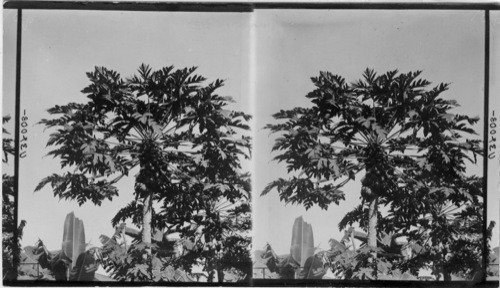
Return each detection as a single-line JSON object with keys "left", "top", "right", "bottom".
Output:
{"left": 367, "top": 196, "right": 378, "bottom": 279}
{"left": 442, "top": 252, "right": 451, "bottom": 281}
{"left": 207, "top": 270, "right": 214, "bottom": 282}
{"left": 367, "top": 196, "right": 378, "bottom": 250}
{"left": 142, "top": 191, "right": 152, "bottom": 280}
{"left": 217, "top": 267, "right": 224, "bottom": 283}
{"left": 443, "top": 271, "right": 452, "bottom": 281}
{"left": 142, "top": 192, "right": 152, "bottom": 245}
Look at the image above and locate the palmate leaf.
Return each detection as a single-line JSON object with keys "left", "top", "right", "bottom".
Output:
{"left": 35, "top": 173, "right": 119, "bottom": 206}
{"left": 353, "top": 267, "right": 375, "bottom": 280}
{"left": 338, "top": 204, "right": 367, "bottom": 231}
{"left": 99, "top": 231, "right": 127, "bottom": 265}
{"left": 138, "top": 63, "right": 152, "bottom": 80}
{"left": 262, "top": 178, "right": 345, "bottom": 210}
{"left": 111, "top": 200, "right": 143, "bottom": 227}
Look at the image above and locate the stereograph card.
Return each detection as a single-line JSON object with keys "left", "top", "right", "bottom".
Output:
{"left": 2, "top": 1, "right": 499, "bottom": 286}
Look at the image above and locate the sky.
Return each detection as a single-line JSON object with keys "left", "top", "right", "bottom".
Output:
{"left": 2, "top": 9, "right": 251, "bottom": 254}
{"left": 252, "top": 9, "right": 497, "bottom": 255}
{"left": 2, "top": 8, "right": 499, "bottom": 266}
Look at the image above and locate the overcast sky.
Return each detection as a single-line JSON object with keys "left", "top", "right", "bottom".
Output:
{"left": 3, "top": 9, "right": 251, "bottom": 254}
{"left": 2, "top": 8, "right": 499, "bottom": 263}
{"left": 252, "top": 9, "right": 497, "bottom": 255}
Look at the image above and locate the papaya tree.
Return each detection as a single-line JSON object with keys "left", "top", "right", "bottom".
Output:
{"left": 263, "top": 69, "right": 482, "bottom": 278}
{"left": 36, "top": 64, "right": 251, "bottom": 281}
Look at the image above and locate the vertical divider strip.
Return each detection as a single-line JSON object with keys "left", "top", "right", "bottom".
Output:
{"left": 13, "top": 8, "right": 23, "bottom": 281}
{"left": 483, "top": 9, "right": 490, "bottom": 283}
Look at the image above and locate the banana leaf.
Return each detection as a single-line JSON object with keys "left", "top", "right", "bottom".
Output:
{"left": 69, "top": 250, "right": 97, "bottom": 281}
{"left": 277, "top": 254, "right": 299, "bottom": 278}
{"left": 20, "top": 239, "right": 71, "bottom": 280}
{"left": 62, "top": 212, "right": 95, "bottom": 281}
{"left": 49, "top": 251, "right": 72, "bottom": 281}
{"left": 290, "top": 216, "right": 314, "bottom": 267}
{"left": 253, "top": 244, "right": 279, "bottom": 273}
{"left": 297, "top": 255, "right": 326, "bottom": 279}
{"left": 61, "top": 212, "right": 86, "bottom": 269}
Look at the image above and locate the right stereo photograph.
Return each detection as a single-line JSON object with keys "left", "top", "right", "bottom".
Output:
{"left": 252, "top": 8, "right": 499, "bottom": 282}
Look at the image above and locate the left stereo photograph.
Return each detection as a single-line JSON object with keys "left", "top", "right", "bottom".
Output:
{"left": 2, "top": 9, "right": 253, "bottom": 283}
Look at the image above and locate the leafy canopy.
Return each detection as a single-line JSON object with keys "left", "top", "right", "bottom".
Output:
{"left": 37, "top": 63, "right": 250, "bottom": 207}
{"left": 263, "top": 68, "right": 481, "bottom": 213}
